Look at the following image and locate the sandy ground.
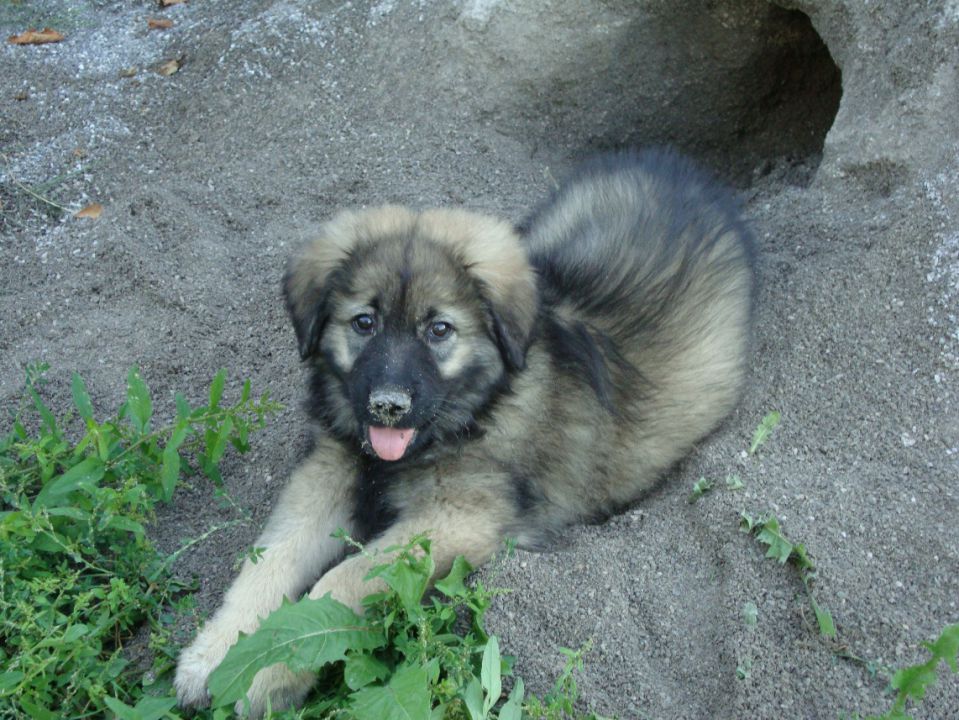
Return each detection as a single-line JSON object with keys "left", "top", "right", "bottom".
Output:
{"left": 1, "top": 1, "right": 957, "bottom": 719}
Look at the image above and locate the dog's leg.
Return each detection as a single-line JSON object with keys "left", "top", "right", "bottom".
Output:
{"left": 234, "top": 469, "right": 514, "bottom": 714}
{"left": 174, "top": 440, "right": 356, "bottom": 714}
{"left": 307, "top": 508, "right": 508, "bottom": 611}
{"left": 236, "top": 507, "right": 506, "bottom": 711}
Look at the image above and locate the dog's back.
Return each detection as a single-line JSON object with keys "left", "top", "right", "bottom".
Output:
{"left": 521, "top": 150, "right": 755, "bottom": 510}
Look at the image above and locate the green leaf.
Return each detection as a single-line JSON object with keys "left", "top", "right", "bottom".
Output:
{"left": 350, "top": 664, "right": 431, "bottom": 720}
{"left": 63, "top": 623, "right": 90, "bottom": 642}
{"left": 926, "top": 623, "right": 959, "bottom": 672}
{"left": 208, "top": 417, "right": 234, "bottom": 465}
{"left": 497, "top": 677, "right": 524, "bottom": 720}
{"left": 0, "top": 670, "right": 25, "bottom": 695}
{"left": 209, "top": 595, "right": 383, "bottom": 707}
{"left": 19, "top": 698, "right": 58, "bottom": 720}
{"left": 368, "top": 550, "right": 434, "bottom": 618}
{"left": 749, "top": 411, "right": 781, "bottom": 454}
{"left": 739, "top": 511, "right": 761, "bottom": 532}
{"left": 435, "top": 555, "right": 473, "bottom": 598}
{"left": 687, "top": 476, "right": 713, "bottom": 503}
{"left": 34, "top": 455, "right": 105, "bottom": 507}
{"left": 28, "top": 385, "right": 59, "bottom": 435}
{"left": 888, "top": 624, "right": 959, "bottom": 707}
{"left": 482, "top": 636, "right": 502, "bottom": 716}
{"left": 125, "top": 368, "right": 153, "bottom": 434}
{"left": 160, "top": 421, "right": 190, "bottom": 501}
{"left": 344, "top": 653, "right": 391, "bottom": 691}
{"left": 174, "top": 392, "right": 191, "bottom": 420}
{"left": 104, "top": 696, "right": 138, "bottom": 720}
{"left": 790, "top": 543, "right": 814, "bottom": 572}
{"left": 891, "top": 662, "right": 940, "bottom": 703}
{"left": 725, "top": 474, "right": 744, "bottom": 490}
{"left": 105, "top": 515, "right": 147, "bottom": 536}
{"left": 812, "top": 598, "right": 836, "bottom": 638}
{"left": 131, "top": 696, "right": 179, "bottom": 720}
{"left": 462, "top": 677, "right": 485, "bottom": 720}
{"left": 209, "top": 369, "right": 227, "bottom": 410}
{"left": 47, "top": 506, "right": 90, "bottom": 522}
{"left": 756, "top": 518, "right": 793, "bottom": 564}
{"left": 71, "top": 372, "right": 94, "bottom": 421}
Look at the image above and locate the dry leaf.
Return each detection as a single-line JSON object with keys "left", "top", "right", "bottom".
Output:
{"left": 75, "top": 203, "right": 103, "bottom": 220}
{"left": 156, "top": 58, "right": 181, "bottom": 76}
{"left": 72, "top": 148, "right": 88, "bottom": 159}
{"left": 8, "top": 28, "right": 65, "bottom": 45}
{"left": 119, "top": 67, "right": 137, "bottom": 78}
{"left": 14, "top": 90, "right": 29, "bottom": 101}
{"left": 158, "top": 0, "right": 186, "bottom": 6}
{"left": 148, "top": 18, "right": 174, "bottom": 30}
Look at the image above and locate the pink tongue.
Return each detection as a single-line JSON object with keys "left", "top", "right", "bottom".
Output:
{"left": 368, "top": 426, "right": 415, "bottom": 461}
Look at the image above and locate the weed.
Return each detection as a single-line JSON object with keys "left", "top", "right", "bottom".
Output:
{"left": 862, "top": 623, "right": 959, "bottom": 720}
{"left": 208, "top": 535, "right": 612, "bottom": 719}
{"left": 687, "top": 476, "right": 714, "bottom": 503}
{"left": 724, "top": 474, "right": 744, "bottom": 490}
{"left": 0, "top": 365, "right": 279, "bottom": 718}
{"left": 748, "top": 411, "right": 781, "bottom": 455}
{"left": 739, "top": 512, "right": 836, "bottom": 638}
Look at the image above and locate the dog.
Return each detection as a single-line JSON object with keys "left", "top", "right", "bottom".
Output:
{"left": 174, "top": 149, "right": 755, "bottom": 716}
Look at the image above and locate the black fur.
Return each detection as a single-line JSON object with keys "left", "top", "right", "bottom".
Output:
{"left": 351, "top": 457, "right": 402, "bottom": 543}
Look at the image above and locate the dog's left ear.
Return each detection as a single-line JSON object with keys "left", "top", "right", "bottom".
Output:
{"left": 485, "top": 298, "right": 536, "bottom": 371}
{"left": 285, "top": 206, "right": 418, "bottom": 359}
{"left": 419, "top": 210, "right": 538, "bottom": 372}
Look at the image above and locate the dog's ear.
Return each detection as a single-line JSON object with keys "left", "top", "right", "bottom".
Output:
{"left": 283, "top": 265, "right": 331, "bottom": 360}
{"left": 419, "top": 209, "right": 538, "bottom": 372}
{"left": 284, "top": 206, "right": 417, "bottom": 360}
{"left": 485, "top": 299, "right": 536, "bottom": 371}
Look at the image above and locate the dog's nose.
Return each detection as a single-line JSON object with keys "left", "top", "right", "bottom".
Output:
{"left": 369, "top": 387, "right": 412, "bottom": 423}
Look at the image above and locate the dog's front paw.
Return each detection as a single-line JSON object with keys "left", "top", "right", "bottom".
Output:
{"left": 174, "top": 626, "right": 236, "bottom": 709}
{"left": 236, "top": 663, "right": 314, "bottom": 718}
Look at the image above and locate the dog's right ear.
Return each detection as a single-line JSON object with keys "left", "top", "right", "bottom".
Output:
{"left": 284, "top": 206, "right": 418, "bottom": 360}
{"left": 283, "top": 265, "right": 330, "bottom": 360}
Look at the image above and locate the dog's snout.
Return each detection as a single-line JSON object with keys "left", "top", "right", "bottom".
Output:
{"left": 369, "top": 387, "right": 412, "bottom": 423}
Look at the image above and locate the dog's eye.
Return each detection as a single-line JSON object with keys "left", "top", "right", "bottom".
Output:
{"left": 351, "top": 314, "right": 376, "bottom": 335}
{"left": 427, "top": 321, "right": 454, "bottom": 340}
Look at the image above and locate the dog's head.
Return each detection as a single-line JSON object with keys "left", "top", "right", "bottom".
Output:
{"left": 284, "top": 206, "right": 537, "bottom": 461}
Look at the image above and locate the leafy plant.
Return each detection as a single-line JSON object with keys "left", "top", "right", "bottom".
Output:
{"left": 209, "top": 535, "right": 610, "bottom": 719}
{"left": 748, "top": 411, "right": 781, "bottom": 455}
{"left": 0, "top": 364, "right": 278, "bottom": 718}
{"left": 724, "top": 474, "right": 744, "bottom": 490}
{"left": 864, "top": 623, "right": 959, "bottom": 720}
{"left": 687, "top": 477, "right": 714, "bottom": 503}
{"left": 739, "top": 512, "right": 835, "bottom": 638}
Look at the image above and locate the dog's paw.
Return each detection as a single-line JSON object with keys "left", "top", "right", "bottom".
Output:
{"left": 174, "top": 626, "right": 236, "bottom": 709}
{"left": 235, "top": 663, "right": 314, "bottom": 718}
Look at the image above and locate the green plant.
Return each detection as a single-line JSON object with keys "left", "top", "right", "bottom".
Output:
{"left": 687, "top": 476, "right": 713, "bottom": 503}
{"left": 724, "top": 474, "right": 744, "bottom": 490}
{"left": 0, "top": 364, "right": 279, "bottom": 718}
{"left": 739, "top": 512, "right": 836, "bottom": 638}
{"left": 863, "top": 623, "right": 959, "bottom": 720}
{"left": 748, "top": 411, "right": 780, "bottom": 455}
{"left": 208, "top": 535, "right": 611, "bottom": 719}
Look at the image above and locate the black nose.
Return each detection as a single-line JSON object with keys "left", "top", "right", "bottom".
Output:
{"left": 369, "top": 387, "right": 412, "bottom": 424}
